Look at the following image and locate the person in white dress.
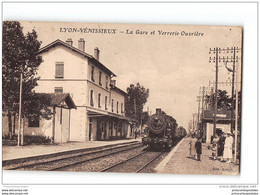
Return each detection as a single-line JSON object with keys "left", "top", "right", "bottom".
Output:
{"left": 223, "top": 132, "right": 234, "bottom": 163}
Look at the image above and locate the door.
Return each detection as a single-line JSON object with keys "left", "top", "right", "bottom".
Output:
{"left": 104, "top": 122, "right": 107, "bottom": 140}
{"left": 89, "top": 118, "right": 92, "bottom": 141}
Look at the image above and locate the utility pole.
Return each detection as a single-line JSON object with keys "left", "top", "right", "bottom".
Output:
{"left": 197, "top": 96, "right": 201, "bottom": 130}
{"left": 134, "top": 98, "right": 137, "bottom": 120}
{"left": 214, "top": 47, "right": 218, "bottom": 137}
{"left": 209, "top": 87, "right": 214, "bottom": 110}
{"left": 17, "top": 67, "right": 23, "bottom": 146}
{"left": 199, "top": 86, "right": 212, "bottom": 116}
{"left": 201, "top": 87, "right": 205, "bottom": 118}
{"left": 231, "top": 47, "right": 236, "bottom": 134}
{"left": 192, "top": 114, "right": 195, "bottom": 132}
{"left": 192, "top": 113, "right": 196, "bottom": 133}
{"left": 209, "top": 46, "right": 241, "bottom": 164}
{"left": 234, "top": 48, "right": 241, "bottom": 164}
{"left": 209, "top": 47, "right": 219, "bottom": 137}
{"left": 209, "top": 47, "right": 241, "bottom": 136}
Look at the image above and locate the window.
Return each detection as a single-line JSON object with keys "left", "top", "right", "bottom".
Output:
{"left": 99, "top": 71, "right": 102, "bottom": 86}
{"left": 90, "top": 90, "right": 94, "bottom": 106}
{"left": 112, "top": 99, "right": 114, "bottom": 112}
{"left": 121, "top": 103, "right": 124, "bottom": 113}
{"left": 105, "top": 96, "right": 108, "bottom": 110}
{"left": 55, "top": 62, "right": 64, "bottom": 78}
{"left": 91, "top": 66, "right": 95, "bottom": 82}
{"left": 106, "top": 76, "right": 108, "bottom": 89}
{"left": 98, "top": 93, "right": 101, "bottom": 108}
{"left": 54, "top": 87, "right": 63, "bottom": 94}
{"left": 117, "top": 102, "right": 119, "bottom": 113}
{"left": 28, "top": 114, "right": 40, "bottom": 127}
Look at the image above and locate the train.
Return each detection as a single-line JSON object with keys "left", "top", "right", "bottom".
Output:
{"left": 142, "top": 108, "right": 186, "bottom": 151}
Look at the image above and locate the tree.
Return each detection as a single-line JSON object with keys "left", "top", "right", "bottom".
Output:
{"left": 125, "top": 83, "right": 149, "bottom": 125}
{"left": 205, "top": 89, "right": 232, "bottom": 110}
{"left": 141, "top": 111, "right": 149, "bottom": 125}
{"left": 2, "top": 21, "right": 51, "bottom": 138}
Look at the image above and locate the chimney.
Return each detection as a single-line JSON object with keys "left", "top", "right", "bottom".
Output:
{"left": 110, "top": 80, "right": 116, "bottom": 88}
{"left": 78, "top": 38, "right": 85, "bottom": 52}
{"left": 94, "top": 47, "right": 100, "bottom": 61}
{"left": 156, "top": 108, "right": 162, "bottom": 115}
{"left": 66, "top": 38, "right": 73, "bottom": 46}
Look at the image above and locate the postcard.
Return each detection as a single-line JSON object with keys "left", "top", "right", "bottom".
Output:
{"left": 2, "top": 21, "right": 242, "bottom": 175}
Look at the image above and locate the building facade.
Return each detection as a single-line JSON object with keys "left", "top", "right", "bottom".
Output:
{"left": 201, "top": 110, "right": 232, "bottom": 143}
{"left": 2, "top": 93, "right": 76, "bottom": 144}
{"left": 35, "top": 38, "right": 134, "bottom": 142}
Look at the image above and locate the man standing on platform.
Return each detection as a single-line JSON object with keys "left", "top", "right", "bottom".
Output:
{"left": 195, "top": 137, "right": 202, "bottom": 161}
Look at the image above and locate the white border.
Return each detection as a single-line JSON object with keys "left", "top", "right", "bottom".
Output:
{"left": 1, "top": 2, "right": 258, "bottom": 194}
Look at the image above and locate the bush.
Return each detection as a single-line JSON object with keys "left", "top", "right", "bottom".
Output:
{"left": 23, "top": 135, "right": 51, "bottom": 145}
{"left": 2, "top": 135, "right": 52, "bottom": 146}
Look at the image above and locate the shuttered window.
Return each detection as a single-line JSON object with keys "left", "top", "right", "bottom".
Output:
{"left": 106, "top": 76, "right": 108, "bottom": 89}
{"left": 55, "top": 62, "right": 64, "bottom": 78}
{"left": 98, "top": 93, "right": 101, "bottom": 108}
{"left": 91, "top": 66, "right": 95, "bottom": 82}
{"left": 105, "top": 96, "right": 108, "bottom": 110}
{"left": 99, "top": 71, "right": 102, "bottom": 86}
{"left": 90, "top": 90, "right": 94, "bottom": 107}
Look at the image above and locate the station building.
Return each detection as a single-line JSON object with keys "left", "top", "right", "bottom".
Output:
{"left": 200, "top": 110, "right": 232, "bottom": 143}
{"left": 2, "top": 38, "right": 136, "bottom": 143}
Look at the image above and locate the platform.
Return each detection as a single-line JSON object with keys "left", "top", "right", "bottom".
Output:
{"left": 155, "top": 137, "right": 239, "bottom": 175}
{"left": 2, "top": 138, "right": 141, "bottom": 162}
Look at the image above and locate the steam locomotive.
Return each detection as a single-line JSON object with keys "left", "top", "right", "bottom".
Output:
{"left": 142, "top": 108, "right": 186, "bottom": 151}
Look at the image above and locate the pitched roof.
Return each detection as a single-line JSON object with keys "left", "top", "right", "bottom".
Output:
{"left": 38, "top": 39, "right": 116, "bottom": 77}
{"left": 111, "top": 86, "right": 128, "bottom": 96}
{"left": 38, "top": 93, "right": 77, "bottom": 109}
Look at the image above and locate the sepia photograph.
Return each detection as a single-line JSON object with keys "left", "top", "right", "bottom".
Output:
{"left": 2, "top": 21, "right": 242, "bottom": 176}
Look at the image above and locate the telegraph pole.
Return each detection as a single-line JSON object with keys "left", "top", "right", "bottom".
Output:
{"left": 209, "top": 46, "right": 241, "bottom": 164}
{"left": 234, "top": 48, "right": 241, "bottom": 164}
{"left": 134, "top": 98, "right": 137, "bottom": 120}
{"left": 197, "top": 96, "right": 201, "bottom": 130}
{"left": 210, "top": 47, "right": 219, "bottom": 137}
{"left": 199, "top": 86, "right": 212, "bottom": 116}
{"left": 17, "top": 66, "right": 23, "bottom": 146}
{"left": 192, "top": 114, "right": 195, "bottom": 132}
{"left": 201, "top": 87, "right": 205, "bottom": 118}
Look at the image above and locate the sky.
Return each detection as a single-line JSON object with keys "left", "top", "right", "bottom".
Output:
{"left": 21, "top": 21, "right": 242, "bottom": 130}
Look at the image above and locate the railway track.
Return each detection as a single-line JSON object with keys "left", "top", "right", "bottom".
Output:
{"left": 3, "top": 142, "right": 143, "bottom": 171}
{"left": 100, "top": 151, "right": 163, "bottom": 173}
{"left": 4, "top": 137, "right": 183, "bottom": 173}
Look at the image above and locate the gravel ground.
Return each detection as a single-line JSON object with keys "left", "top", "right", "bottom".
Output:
{"left": 104, "top": 151, "right": 162, "bottom": 173}
{"left": 58, "top": 146, "right": 148, "bottom": 172}
{"left": 4, "top": 142, "right": 142, "bottom": 171}
{"left": 138, "top": 152, "right": 169, "bottom": 173}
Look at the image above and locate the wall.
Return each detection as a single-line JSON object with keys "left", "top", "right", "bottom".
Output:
{"left": 69, "top": 107, "right": 87, "bottom": 142}
{"left": 36, "top": 45, "right": 89, "bottom": 142}
{"left": 2, "top": 106, "right": 72, "bottom": 144}
{"left": 54, "top": 107, "right": 70, "bottom": 143}
{"left": 111, "top": 89, "right": 125, "bottom": 115}
{"left": 206, "top": 122, "right": 231, "bottom": 143}
{"left": 87, "top": 82, "right": 111, "bottom": 111}
{"left": 2, "top": 109, "right": 53, "bottom": 138}
{"left": 36, "top": 45, "right": 89, "bottom": 106}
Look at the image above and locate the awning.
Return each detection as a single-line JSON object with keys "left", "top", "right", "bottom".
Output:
{"left": 87, "top": 108, "right": 136, "bottom": 122}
